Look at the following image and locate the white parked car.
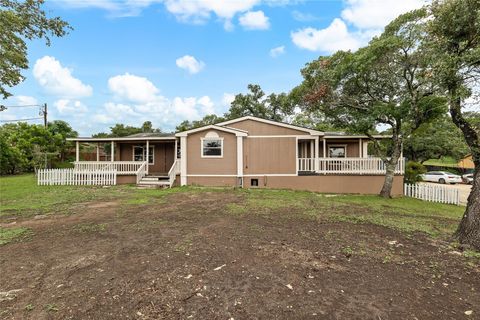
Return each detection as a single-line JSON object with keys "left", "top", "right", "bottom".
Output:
{"left": 420, "top": 171, "right": 462, "bottom": 184}
{"left": 462, "top": 173, "right": 474, "bottom": 185}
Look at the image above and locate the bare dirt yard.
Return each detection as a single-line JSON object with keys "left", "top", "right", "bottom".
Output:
{"left": 0, "top": 176, "right": 479, "bottom": 319}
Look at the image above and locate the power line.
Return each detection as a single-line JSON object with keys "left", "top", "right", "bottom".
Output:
{"left": 0, "top": 117, "right": 43, "bottom": 123}
{"left": 0, "top": 103, "right": 47, "bottom": 127}
{"left": 0, "top": 104, "right": 43, "bottom": 108}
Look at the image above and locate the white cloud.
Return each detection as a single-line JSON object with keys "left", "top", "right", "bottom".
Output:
{"left": 291, "top": 0, "right": 425, "bottom": 53}
{"left": 341, "top": 0, "right": 425, "bottom": 30}
{"left": 13, "top": 95, "right": 38, "bottom": 106}
{"left": 92, "top": 73, "right": 220, "bottom": 129}
{"left": 222, "top": 93, "right": 235, "bottom": 107}
{"left": 33, "top": 56, "right": 93, "bottom": 98}
{"left": 52, "top": 0, "right": 163, "bottom": 17}
{"left": 239, "top": 10, "right": 270, "bottom": 30}
{"left": 93, "top": 114, "right": 114, "bottom": 124}
{"left": 176, "top": 55, "right": 205, "bottom": 74}
{"left": 104, "top": 102, "right": 139, "bottom": 117}
{"left": 172, "top": 97, "right": 200, "bottom": 119}
{"left": 291, "top": 19, "right": 363, "bottom": 53}
{"left": 197, "top": 95, "right": 215, "bottom": 114}
{"left": 55, "top": 99, "right": 88, "bottom": 114}
{"left": 270, "top": 45, "right": 285, "bottom": 58}
{"left": 292, "top": 10, "right": 319, "bottom": 22}
{"left": 164, "top": 0, "right": 259, "bottom": 27}
{"left": 108, "top": 73, "right": 159, "bottom": 103}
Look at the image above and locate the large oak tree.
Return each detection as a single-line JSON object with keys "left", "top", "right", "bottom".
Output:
{"left": 297, "top": 9, "right": 445, "bottom": 197}
{"left": 427, "top": 0, "right": 480, "bottom": 250}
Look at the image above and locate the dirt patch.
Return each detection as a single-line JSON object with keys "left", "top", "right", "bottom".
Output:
{"left": 0, "top": 191, "right": 478, "bottom": 319}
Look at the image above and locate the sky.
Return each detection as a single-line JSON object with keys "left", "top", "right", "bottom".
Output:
{"left": 1, "top": 0, "right": 427, "bottom": 135}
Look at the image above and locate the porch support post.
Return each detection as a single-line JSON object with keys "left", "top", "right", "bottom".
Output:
{"left": 96, "top": 144, "right": 100, "bottom": 161}
{"left": 314, "top": 136, "right": 319, "bottom": 172}
{"left": 237, "top": 136, "right": 243, "bottom": 187}
{"left": 111, "top": 141, "right": 114, "bottom": 162}
{"left": 359, "top": 138, "right": 362, "bottom": 158}
{"left": 75, "top": 141, "right": 80, "bottom": 162}
{"left": 363, "top": 141, "right": 369, "bottom": 157}
{"left": 180, "top": 136, "right": 187, "bottom": 186}
{"left": 146, "top": 140, "right": 149, "bottom": 175}
{"left": 174, "top": 139, "right": 178, "bottom": 159}
{"left": 323, "top": 138, "right": 326, "bottom": 158}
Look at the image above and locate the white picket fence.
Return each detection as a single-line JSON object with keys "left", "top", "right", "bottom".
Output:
{"left": 37, "top": 169, "right": 117, "bottom": 186}
{"left": 404, "top": 183, "right": 459, "bottom": 205}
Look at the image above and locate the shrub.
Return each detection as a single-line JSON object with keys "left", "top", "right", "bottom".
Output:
{"left": 405, "top": 161, "right": 427, "bottom": 184}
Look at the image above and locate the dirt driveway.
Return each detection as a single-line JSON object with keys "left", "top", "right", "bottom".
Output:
{"left": 0, "top": 191, "right": 478, "bottom": 319}
{"left": 421, "top": 182, "right": 472, "bottom": 205}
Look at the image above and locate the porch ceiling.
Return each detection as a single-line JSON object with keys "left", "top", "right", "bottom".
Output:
{"left": 67, "top": 137, "right": 176, "bottom": 142}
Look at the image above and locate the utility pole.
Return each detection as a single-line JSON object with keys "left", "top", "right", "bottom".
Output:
{"left": 41, "top": 103, "right": 47, "bottom": 128}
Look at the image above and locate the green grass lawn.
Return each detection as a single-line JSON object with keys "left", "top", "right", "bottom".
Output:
{"left": 0, "top": 174, "right": 465, "bottom": 245}
{"left": 423, "top": 156, "right": 459, "bottom": 168}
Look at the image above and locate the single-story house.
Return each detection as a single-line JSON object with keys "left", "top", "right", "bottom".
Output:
{"left": 67, "top": 116, "right": 405, "bottom": 195}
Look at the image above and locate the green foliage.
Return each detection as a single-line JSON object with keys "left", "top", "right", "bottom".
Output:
{"left": 0, "top": 0, "right": 71, "bottom": 98}
{"left": 296, "top": 8, "right": 449, "bottom": 197}
{"left": 225, "top": 84, "right": 295, "bottom": 122}
{"left": 93, "top": 121, "right": 161, "bottom": 138}
{"left": 175, "top": 114, "right": 225, "bottom": 132}
{"left": 0, "top": 121, "right": 77, "bottom": 174}
{"left": 427, "top": 0, "right": 480, "bottom": 164}
{"left": 404, "top": 116, "right": 470, "bottom": 163}
{"left": 404, "top": 161, "right": 427, "bottom": 184}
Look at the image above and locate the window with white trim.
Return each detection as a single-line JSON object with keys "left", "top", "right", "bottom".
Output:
{"left": 202, "top": 138, "right": 223, "bottom": 157}
{"left": 329, "top": 146, "right": 346, "bottom": 158}
{"left": 133, "top": 145, "right": 154, "bottom": 164}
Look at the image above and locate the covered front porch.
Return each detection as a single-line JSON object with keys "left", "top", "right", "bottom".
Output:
{"left": 67, "top": 135, "right": 180, "bottom": 186}
{"left": 297, "top": 136, "right": 405, "bottom": 175}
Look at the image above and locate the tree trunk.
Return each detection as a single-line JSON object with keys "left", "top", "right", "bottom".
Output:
{"left": 455, "top": 168, "right": 480, "bottom": 250}
{"left": 379, "top": 136, "right": 403, "bottom": 198}
{"left": 380, "top": 160, "right": 398, "bottom": 198}
{"left": 449, "top": 92, "right": 480, "bottom": 251}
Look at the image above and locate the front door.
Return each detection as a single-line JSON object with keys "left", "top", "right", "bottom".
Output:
{"left": 150, "top": 142, "right": 175, "bottom": 174}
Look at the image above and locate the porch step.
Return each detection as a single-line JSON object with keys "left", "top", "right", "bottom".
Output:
{"left": 141, "top": 176, "right": 168, "bottom": 181}
{"left": 137, "top": 177, "right": 171, "bottom": 187}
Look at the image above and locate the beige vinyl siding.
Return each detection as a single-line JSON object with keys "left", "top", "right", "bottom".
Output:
{"left": 187, "top": 129, "right": 237, "bottom": 175}
{"left": 227, "top": 119, "right": 307, "bottom": 135}
{"left": 243, "top": 137, "right": 297, "bottom": 174}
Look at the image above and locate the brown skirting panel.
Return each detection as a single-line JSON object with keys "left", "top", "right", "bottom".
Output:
{"left": 187, "top": 176, "right": 239, "bottom": 187}
{"left": 116, "top": 175, "right": 136, "bottom": 184}
{"left": 188, "top": 175, "right": 404, "bottom": 196}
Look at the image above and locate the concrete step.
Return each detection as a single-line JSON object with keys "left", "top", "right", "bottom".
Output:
{"left": 141, "top": 177, "right": 168, "bottom": 181}
{"left": 138, "top": 179, "right": 170, "bottom": 186}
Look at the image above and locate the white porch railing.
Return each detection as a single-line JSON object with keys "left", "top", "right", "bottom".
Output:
{"left": 38, "top": 168, "right": 117, "bottom": 186}
{"left": 298, "top": 157, "right": 405, "bottom": 175}
{"left": 167, "top": 160, "right": 180, "bottom": 187}
{"left": 74, "top": 161, "right": 145, "bottom": 175}
{"left": 135, "top": 161, "right": 148, "bottom": 184}
{"left": 404, "top": 183, "right": 459, "bottom": 205}
{"left": 298, "top": 158, "right": 315, "bottom": 172}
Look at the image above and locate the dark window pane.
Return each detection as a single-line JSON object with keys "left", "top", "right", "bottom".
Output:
{"left": 202, "top": 139, "right": 222, "bottom": 156}
{"left": 329, "top": 147, "right": 346, "bottom": 158}
{"left": 203, "top": 140, "right": 221, "bottom": 148}
{"left": 203, "top": 147, "right": 221, "bottom": 156}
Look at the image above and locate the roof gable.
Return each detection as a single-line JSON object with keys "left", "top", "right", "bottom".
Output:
{"left": 175, "top": 124, "right": 248, "bottom": 137}
{"left": 215, "top": 116, "right": 323, "bottom": 136}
